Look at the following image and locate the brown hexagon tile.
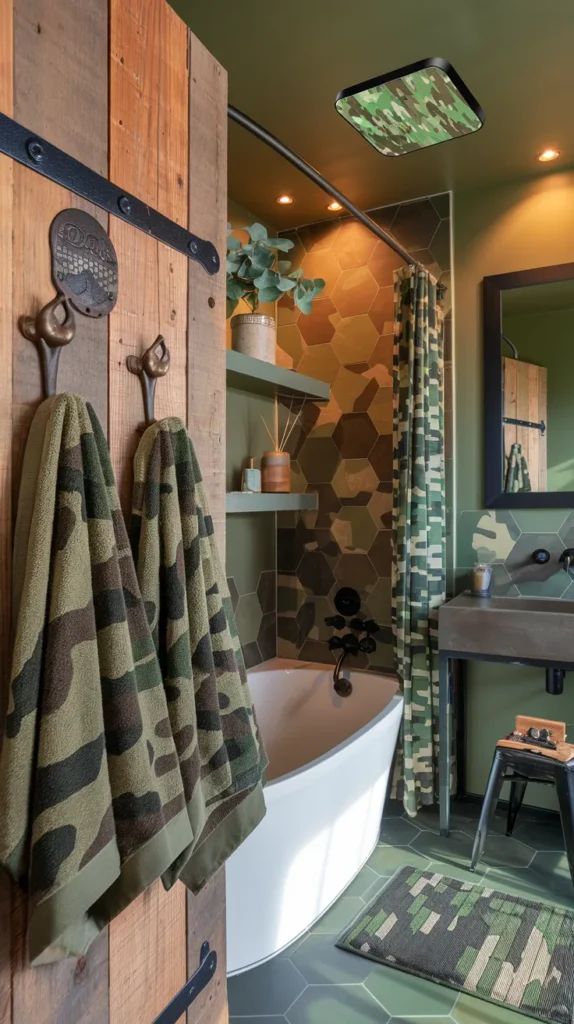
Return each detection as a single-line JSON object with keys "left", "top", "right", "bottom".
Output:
{"left": 333, "top": 412, "right": 378, "bottom": 458}
{"left": 331, "top": 506, "right": 378, "bottom": 554}
{"left": 298, "top": 296, "right": 338, "bottom": 347}
{"left": 353, "top": 377, "right": 378, "bottom": 413}
{"left": 369, "top": 577, "right": 392, "bottom": 625}
{"left": 335, "top": 553, "right": 378, "bottom": 591}
{"left": 333, "top": 458, "right": 379, "bottom": 499}
{"left": 301, "top": 596, "right": 337, "bottom": 642}
{"left": 277, "top": 571, "right": 307, "bottom": 614}
{"left": 305, "top": 483, "right": 341, "bottom": 526}
{"left": 370, "top": 334, "right": 394, "bottom": 371}
{"left": 279, "top": 230, "right": 305, "bottom": 268}
{"left": 299, "top": 639, "right": 335, "bottom": 664}
{"left": 391, "top": 198, "right": 440, "bottom": 250}
{"left": 331, "top": 314, "right": 378, "bottom": 365}
{"left": 296, "top": 520, "right": 341, "bottom": 565}
{"left": 277, "top": 527, "right": 304, "bottom": 572}
{"left": 332, "top": 366, "right": 374, "bottom": 414}
{"left": 277, "top": 294, "right": 300, "bottom": 327}
{"left": 346, "top": 362, "right": 370, "bottom": 374}
{"left": 275, "top": 346, "right": 294, "bottom": 369}
{"left": 368, "top": 204, "right": 399, "bottom": 231}
{"left": 431, "top": 192, "right": 451, "bottom": 218}
{"left": 298, "top": 436, "right": 340, "bottom": 483}
{"left": 257, "top": 611, "right": 277, "bottom": 662}
{"left": 440, "top": 270, "right": 452, "bottom": 318}
{"left": 367, "top": 387, "right": 393, "bottom": 435}
{"left": 283, "top": 418, "right": 308, "bottom": 460}
{"left": 368, "top": 530, "right": 393, "bottom": 576}
{"left": 277, "top": 322, "right": 304, "bottom": 364}
{"left": 369, "top": 434, "right": 393, "bottom": 481}
{"left": 242, "top": 640, "right": 263, "bottom": 669}
{"left": 257, "top": 570, "right": 276, "bottom": 614}
{"left": 332, "top": 266, "right": 378, "bottom": 319}
{"left": 298, "top": 550, "right": 336, "bottom": 595}
{"left": 367, "top": 482, "right": 393, "bottom": 529}
{"left": 368, "top": 285, "right": 395, "bottom": 334}
{"left": 290, "top": 459, "right": 307, "bottom": 493}
{"left": 306, "top": 395, "right": 342, "bottom": 437}
{"left": 297, "top": 342, "right": 340, "bottom": 384}
{"left": 331, "top": 220, "right": 378, "bottom": 270}
{"left": 301, "top": 249, "right": 341, "bottom": 297}
{"left": 227, "top": 576, "right": 240, "bottom": 612}
{"left": 367, "top": 241, "right": 404, "bottom": 287}
{"left": 297, "top": 220, "right": 341, "bottom": 253}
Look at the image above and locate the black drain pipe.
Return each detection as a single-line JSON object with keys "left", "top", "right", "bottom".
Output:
{"left": 228, "top": 104, "right": 425, "bottom": 272}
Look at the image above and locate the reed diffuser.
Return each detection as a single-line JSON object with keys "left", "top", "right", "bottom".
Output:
{"left": 260, "top": 403, "right": 300, "bottom": 493}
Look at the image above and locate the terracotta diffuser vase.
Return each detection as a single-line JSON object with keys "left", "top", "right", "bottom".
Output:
{"left": 261, "top": 450, "right": 290, "bottom": 493}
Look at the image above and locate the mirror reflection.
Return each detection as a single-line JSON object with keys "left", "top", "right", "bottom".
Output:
{"left": 501, "top": 279, "right": 574, "bottom": 494}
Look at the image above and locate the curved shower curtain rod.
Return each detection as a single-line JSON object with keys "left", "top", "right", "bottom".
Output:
{"left": 228, "top": 104, "right": 425, "bottom": 272}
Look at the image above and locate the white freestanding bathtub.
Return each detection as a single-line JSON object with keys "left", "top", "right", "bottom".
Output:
{"left": 225, "top": 662, "right": 403, "bottom": 975}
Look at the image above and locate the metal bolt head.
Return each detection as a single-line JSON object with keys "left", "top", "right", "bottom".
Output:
{"left": 118, "top": 195, "right": 132, "bottom": 216}
{"left": 27, "top": 138, "right": 44, "bottom": 163}
{"left": 211, "top": 254, "right": 218, "bottom": 264}
{"left": 188, "top": 240, "right": 199, "bottom": 254}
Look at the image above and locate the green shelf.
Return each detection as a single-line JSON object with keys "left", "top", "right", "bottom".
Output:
{"left": 226, "top": 349, "right": 330, "bottom": 402}
{"left": 226, "top": 492, "right": 318, "bottom": 514}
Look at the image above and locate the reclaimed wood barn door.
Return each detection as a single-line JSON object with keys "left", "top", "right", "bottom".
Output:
{"left": 503, "top": 356, "right": 548, "bottom": 491}
{"left": 0, "top": 0, "right": 229, "bottom": 1020}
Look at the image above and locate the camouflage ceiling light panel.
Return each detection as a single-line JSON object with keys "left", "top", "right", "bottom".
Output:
{"left": 335, "top": 58, "right": 485, "bottom": 157}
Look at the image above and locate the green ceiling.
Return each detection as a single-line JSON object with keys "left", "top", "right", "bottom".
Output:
{"left": 172, "top": 0, "right": 574, "bottom": 228}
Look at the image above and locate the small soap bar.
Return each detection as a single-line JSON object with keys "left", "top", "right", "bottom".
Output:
{"left": 242, "top": 458, "right": 261, "bottom": 493}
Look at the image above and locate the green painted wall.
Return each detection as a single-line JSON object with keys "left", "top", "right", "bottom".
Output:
{"left": 454, "top": 169, "right": 574, "bottom": 807}
{"left": 502, "top": 307, "right": 574, "bottom": 492}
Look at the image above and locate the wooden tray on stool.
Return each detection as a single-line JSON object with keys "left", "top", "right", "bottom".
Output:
{"left": 497, "top": 715, "right": 574, "bottom": 763}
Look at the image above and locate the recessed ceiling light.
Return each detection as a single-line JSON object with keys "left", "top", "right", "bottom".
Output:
{"left": 276, "top": 194, "right": 294, "bottom": 205}
{"left": 537, "top": 148, "right": 560, "bottom": 163}
{"left": 335, "top": 57, "right": 484, "bottom": 157}
{"left": 326, "top": 200, "right": 343, "bottom": 212}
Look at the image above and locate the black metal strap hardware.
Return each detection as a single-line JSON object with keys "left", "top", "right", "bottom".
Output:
{"left": 0, "top": 112, "right": 220, "bottom": 276}
{"left": 503, "top": 416, "right": 546, "bottom": 436}
{"left": 151, "top": 942, "right": 217, "bottom": 1024}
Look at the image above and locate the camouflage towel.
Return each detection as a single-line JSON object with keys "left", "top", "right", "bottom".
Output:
{"left": 130, "top": 417, "right": 267, "bottom": 894}
{"left": 338, "top": 865, "right": 574, "bottom": 1024}
{"left": 0, "top": 394, "right": 194, "bottom": 965}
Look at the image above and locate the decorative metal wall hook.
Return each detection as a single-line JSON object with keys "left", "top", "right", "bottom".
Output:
{"left": 127, "top": 335, "right": 170, "bottom": 424}
{"left": 19, "top": 292, "right": 76, "bottom": 398}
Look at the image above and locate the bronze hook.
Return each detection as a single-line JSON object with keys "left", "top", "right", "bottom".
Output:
{"left": 127, "top": 335, "right": 171, "bottom": 425}
{"left": 19, "top": 292, "right": 76, "bottom": 398}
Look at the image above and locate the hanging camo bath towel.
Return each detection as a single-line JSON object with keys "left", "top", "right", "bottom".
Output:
{"left": 130, "top": 417, "right": 267, "bottom": 894}
{"left": 0, "top": 394, "right": 194, "bottom": 964}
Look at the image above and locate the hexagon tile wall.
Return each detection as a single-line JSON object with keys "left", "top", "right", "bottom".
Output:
{"left": 276, "top": 194, "right": 453, "bottom": 670}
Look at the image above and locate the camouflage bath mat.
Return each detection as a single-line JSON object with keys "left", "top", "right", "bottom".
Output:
{"left": 337, "top": 866, "right": 574, "bottom": 1023}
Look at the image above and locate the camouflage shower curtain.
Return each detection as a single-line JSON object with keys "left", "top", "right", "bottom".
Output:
{"left": 391, "top": 265, "right": 447, "bottom": 817}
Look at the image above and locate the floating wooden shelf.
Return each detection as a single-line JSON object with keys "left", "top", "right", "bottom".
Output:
{"left": 225, "top": 492, "right": 318, "bottom": 514}
{"left": 226, "top": 350, "right": 330, "bottom": 402}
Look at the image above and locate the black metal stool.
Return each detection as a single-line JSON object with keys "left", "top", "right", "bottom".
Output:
{"left": 469, "top": 745, "right": 574, "bottom": 885}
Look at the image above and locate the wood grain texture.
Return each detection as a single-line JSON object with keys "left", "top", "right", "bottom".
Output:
{"left": 187, "top": 872, "right": 227, "bottom": 1024}
{"left": 187, "top": 31, "right": 228, "bottom": 556}
{"left": 186, "top": 33, "right": 229, "bottom": 1024}
{"left": 108, "top": 1, "right": 188, "bottom": 1019}
{"left": 0, "top": 0, "right": 12, "bottom": 1017}
{"left": 9, "top": 0, "right": 110, "bottom": 1021}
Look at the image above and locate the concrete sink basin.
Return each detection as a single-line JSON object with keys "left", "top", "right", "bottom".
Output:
{"left": 439, "top": 593, "right": 574, "bottom": 665}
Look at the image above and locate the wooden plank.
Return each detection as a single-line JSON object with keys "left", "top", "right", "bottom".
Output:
{"left": 528, "top": 362, "right": 540, "bottom": 490}
{"left": 0, "top": 0, "right": 13, "bottom": 1018}
{"left": 187, "top": 31, "right": 229, "bottom": 1024}
{"left": 539, "top": 367, "right": 548, "bottom": 491}
{"left": 10, "top": 0, "right": 110, "bottom": 1021}
{"left": 187, "top": 31, "right": 228, "bottom": 554}
{"left": 108, "top": 2, "right": 188, "bottom": 1020}
{"left": 187, "top": 872, "right": 227, "bottom": 1024}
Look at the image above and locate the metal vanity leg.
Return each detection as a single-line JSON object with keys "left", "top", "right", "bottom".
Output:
{"left": 439, "top": 652, "right": 451, "bottom": 837}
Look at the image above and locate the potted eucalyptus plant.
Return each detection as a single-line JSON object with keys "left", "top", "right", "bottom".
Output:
{"left": 226, "top": 222, "right": 325, "bottom": 363}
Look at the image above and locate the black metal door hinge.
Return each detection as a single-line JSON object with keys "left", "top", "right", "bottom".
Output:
{"left": 0, "top": 112, "right": 219, "bottom": 276}
{"left": 151, "top": 942, "right": 218, "bottom": 1024}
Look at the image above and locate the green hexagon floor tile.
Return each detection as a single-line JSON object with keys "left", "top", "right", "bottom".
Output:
{"left": 310, "top": 897, "right": 365, "bottom": 933}
{"left": 379, "top": 817, "right": 421, "bottom": 846}
{"left": 291, "top": 932, "right": 374, "bottom": 985}
{"left": 368, "top": 844, "right": 431, "bottom": 876}
{"left": 227, "top": 957, "right": 306, "bottom": 1016}
{"left": 453, "top": 992, "right": 526, "bottom": 1023}
{"left": 286, "top": 984, "right": 389, "bottom": 1024}
{"left": 364, "top": 967, "right": 458, "bottom": 1017}
{"left": 343, "top": 864, "right": 380, "bottom": 898}
{"left": 409, "top": 827, "right": 476, "bottom": 869}
{"left": 512, "top": 818, "right": 565, "bottom": 851}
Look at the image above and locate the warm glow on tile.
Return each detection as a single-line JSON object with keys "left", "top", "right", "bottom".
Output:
{"left": 327, "top": 200, "right": 343, "bottom": 212}
{"left": 276, "top": 194, "right": 295, "bottom": 205}
{"left": 537, "top": 148, "right": 560, "bottom": 163}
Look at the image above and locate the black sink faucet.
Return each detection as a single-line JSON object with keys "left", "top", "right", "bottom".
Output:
{"left": 560, "top": 549, "right": 574, "bottom": 573}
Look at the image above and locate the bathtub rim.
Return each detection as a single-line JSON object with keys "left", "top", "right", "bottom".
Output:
{"left": 247, "top": 661, "right": 403, "bottom": 789}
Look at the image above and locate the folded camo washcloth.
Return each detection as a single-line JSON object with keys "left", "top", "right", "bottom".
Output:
{"left": 0, "top": 394, "right": 194, "bottom": 964}
{"left": 130, "top": 417, "right": 267, "bottom": 893}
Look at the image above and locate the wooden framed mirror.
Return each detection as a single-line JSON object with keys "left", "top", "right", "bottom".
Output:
{"left": 483, "top": 262, "right": 574, "bottom": 507}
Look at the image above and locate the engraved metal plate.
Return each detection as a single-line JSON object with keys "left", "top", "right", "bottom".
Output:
{"left": 50, "top": 209, "right": 118, "bottom": 317}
